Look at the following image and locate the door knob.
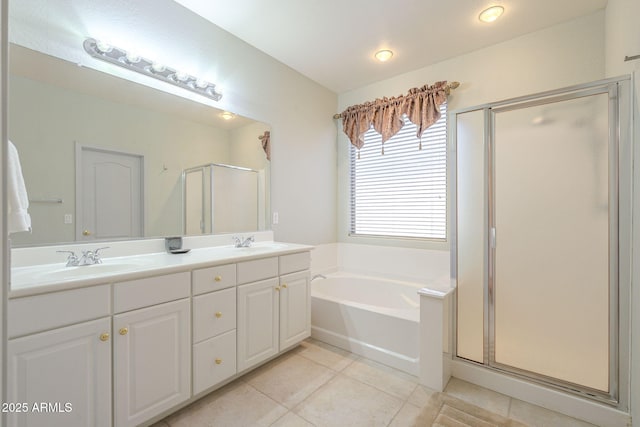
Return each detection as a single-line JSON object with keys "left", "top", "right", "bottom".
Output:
{"left": 215, "top": 312, "right": 222, "bottom": 318}
{"left": 119, "top": 327, "right": 129, "bottom": 335}
{"left": 83, "top": 230, "right": 92, "bottom": 236}
{"left": 99, "top": 333, "right": 110, "bottom": 342}
{"left": 215, "top": 358, "right": 222, "bottom": 365}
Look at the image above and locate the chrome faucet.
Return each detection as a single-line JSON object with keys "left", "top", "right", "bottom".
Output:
{"left": 232, "top": 235, "right": 255, "bottom": 248}
{"left": 58, "top": 247, "right": 109, "bottom": 267}
{"left": 79, "top": 247, "right": 109, "bottom": 265}
{"left": 57, "top": 250, "right": 79, "bottom": 267}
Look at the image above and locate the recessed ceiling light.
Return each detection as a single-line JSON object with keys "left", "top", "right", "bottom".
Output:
{"left": 220, "top": 111, "right": 235, "bottom": 120}
{"left": 479, "top": 5, "right": 504, "bottom": 23}
{"left": 374, "top": 49, "right": 394, "bottom": 62}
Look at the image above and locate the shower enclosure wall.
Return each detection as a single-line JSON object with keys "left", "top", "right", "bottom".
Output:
{"left": 182, "top": 163, "right": 267, "bottom": 235}
{"left": 452, "top": 76, "right": 632, "bottom": 408}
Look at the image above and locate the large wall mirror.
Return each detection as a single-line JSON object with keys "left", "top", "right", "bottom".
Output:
{"left": 8, "top": 1, "right": 272, "bottom": 247}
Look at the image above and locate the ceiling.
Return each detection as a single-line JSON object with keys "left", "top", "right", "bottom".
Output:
{"left": 173, "top": 0, "right": 607, "bottom": 94}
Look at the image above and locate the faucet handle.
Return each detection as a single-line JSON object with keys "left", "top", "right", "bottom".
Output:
{"left": 57, "top": 250, "right": 76, "bottom": 257}
{"left": 57, "top": 250, "right": 78, "bottom": 266}
{"left": 232, "top": 236, "right": 241, "bottom": 247}
{"left": 91, "top": 247, "right": 110, "bottom": 263}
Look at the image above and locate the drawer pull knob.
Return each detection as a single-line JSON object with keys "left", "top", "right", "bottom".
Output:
{"left": 215, "top": 358, "right": 223, "bottom": 365}
{"left": 119, "top": 327, "right": 129, "bottom": 336}
{"left": 282, "top": 284, "right": 288, "bottom": 289}
{"left": 83, "top": 229, "right": 92, "bottom": 236}
{"left": 275, "top": 286, "right": 281, "bottom": 291}
{"left": 215, "top": 312, "right": 223, "bottom": 318}
{"left": 214, "top": 275, "right": 222, "bottom": 282}
{"left": 99, "top": 333, "right": 110, "bottom": 342}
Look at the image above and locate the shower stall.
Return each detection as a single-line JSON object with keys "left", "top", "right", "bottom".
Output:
{"left": 182, "top": 163, "right": 267, "bottom": 235}
{"left": 452, "top": 76, "right": 632, "bottom": 407}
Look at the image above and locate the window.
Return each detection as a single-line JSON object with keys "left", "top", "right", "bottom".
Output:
{"left": 349, "top": 103, "right": 447, "bottom": 240}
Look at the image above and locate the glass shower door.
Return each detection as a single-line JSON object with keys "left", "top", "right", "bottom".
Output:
{"left": 491, "top": 90, "right": 613, "bottom": 393}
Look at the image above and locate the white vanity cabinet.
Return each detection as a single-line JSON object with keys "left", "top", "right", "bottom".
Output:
{"left": 237, "top": 253, "right": 311, "bottom": 372}
{"left": 113, "top": 273, "right": 191, "bottom": 427}
{"left": 9, "top": 244, "right": 312, "bottom": 427}
{"left": 6, "top": 286, "right": 112, "bottom": 427}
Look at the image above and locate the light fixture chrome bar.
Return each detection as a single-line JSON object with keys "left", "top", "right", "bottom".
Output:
{"left": 83, "top": 38, "right": 222, "bottom": 102}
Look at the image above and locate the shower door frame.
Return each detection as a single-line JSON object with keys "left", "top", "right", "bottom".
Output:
{"left": 182, "top": 162, "right": 262, "bottom": 235}
{"left": 450, "top": 76, "right": 632, "bottom": 408}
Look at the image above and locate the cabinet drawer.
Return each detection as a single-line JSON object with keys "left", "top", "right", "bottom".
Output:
{"left": 279, "top": 252, "right": 311, "bottom": 275}
{"left": 193, "top": 330, "right": 237, "bottom": 395}
{"left": 237, "top": 257, "right": 278, "bottom": 285}
{"left": 192, "top": 264, "right": 236, "bottom": 295}
{"left": 193, "top": 287, "right": 236, "bottom": 343}
{"left": 114, "top": 272, "right": 190, "bottom": 313}
{"left": 8, "top": 285, "right": 110, "bottom": 338}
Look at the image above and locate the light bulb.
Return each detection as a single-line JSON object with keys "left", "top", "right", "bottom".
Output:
{"left": 150, "top": 62, "right": 166, "bottom": 73}
{"left": 479, "top": 6, "right": 504, "bottom": 23}
{"left": 95, "top": 40, "right": 113, "bottom": 54}
{"left": 374, "top": 49, "right": 393, "bottom": 62}
{"left": 125, "top": 52, "right": 141, "bottom": 64}
{"left": 173, "top": 71, "right": 189, "bottom": 82}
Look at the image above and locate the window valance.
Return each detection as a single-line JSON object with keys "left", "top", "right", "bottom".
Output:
{"left": 336, "top": 81, "right": 457, "bottom": 151}
{"left": 258, "top": 130, "right": 271, "bottom": 161}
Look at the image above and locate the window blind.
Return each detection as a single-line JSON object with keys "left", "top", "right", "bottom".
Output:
{"left": 350, "top": 103, "right": 447, "bottom": 240}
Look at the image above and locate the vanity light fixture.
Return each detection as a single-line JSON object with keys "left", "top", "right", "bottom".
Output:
{"left": 83, "top": 37, "right": 222, "bottom": 102}
{"left": 479, "top": 5, "right": 504, "bottom": 23}
{"left": 374, "top": 49, "right": 394, "bottom": 62}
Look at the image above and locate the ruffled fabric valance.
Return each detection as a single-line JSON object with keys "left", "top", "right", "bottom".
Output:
{"left": 338, "top": 81, "right": 449, "bottom": 152}
{"left": 259, "top": 130, "right": 271, "bottom": 161}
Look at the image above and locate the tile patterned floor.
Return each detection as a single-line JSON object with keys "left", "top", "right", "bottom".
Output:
{"left": 152, "top": 339, "right": 598, "bottom": 427}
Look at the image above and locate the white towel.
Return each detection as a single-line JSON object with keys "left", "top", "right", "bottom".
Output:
{"left": 7, "top": 140, "right": 31, "bottom": 234}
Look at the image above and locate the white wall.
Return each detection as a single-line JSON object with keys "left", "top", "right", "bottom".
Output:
{"left": 605, "top": 0, "right": 640, "bottom": 420}
{"left": 229, "top": 121, "right": 271, "bottom": 171}
{"left": 336, "top": 11, "right": 605, "bottom": 250}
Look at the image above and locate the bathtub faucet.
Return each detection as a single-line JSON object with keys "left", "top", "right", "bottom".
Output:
{"left": 311, "top": 274, "right": 327, "bottom": 281}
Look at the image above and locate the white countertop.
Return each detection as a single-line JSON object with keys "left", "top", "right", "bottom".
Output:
{"left": 10, "top": 241, "right": 313, "bottom": 298}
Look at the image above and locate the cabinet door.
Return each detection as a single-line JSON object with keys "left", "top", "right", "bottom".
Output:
{"left": 7, "top": 317, "right": 111, "bottom": 427}
{"left": 279, "top": 271, "right": 311, "bottom": 350}
{"left": 237, "top": 278, "right": 279, "bottom": 372}
{"left": 114, "top": 299, "right": 191, "bottom": 427}
{"left": 193, "top": 330, "right": 237, "bottom": 395}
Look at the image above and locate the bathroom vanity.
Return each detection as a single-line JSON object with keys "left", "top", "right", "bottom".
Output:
{"left": 6, "top": 241, "right": 312, "bottom": 427}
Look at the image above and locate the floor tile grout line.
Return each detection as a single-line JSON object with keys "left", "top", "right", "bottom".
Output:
{"left": 338, "top": 366, "right": 419, "bottom": 403}
{"left": 294, "top": 347, "right": 357, "bottom": 373}
{"left": 246, "top": 352, "right": 340, "bottom": 419}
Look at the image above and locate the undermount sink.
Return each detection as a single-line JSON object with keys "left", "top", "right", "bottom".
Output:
{"left": 39, "top": 262, "right": 145, "bottom": 281}
{"left": 238, "top": 243, "right": 288, "bottom": 251}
